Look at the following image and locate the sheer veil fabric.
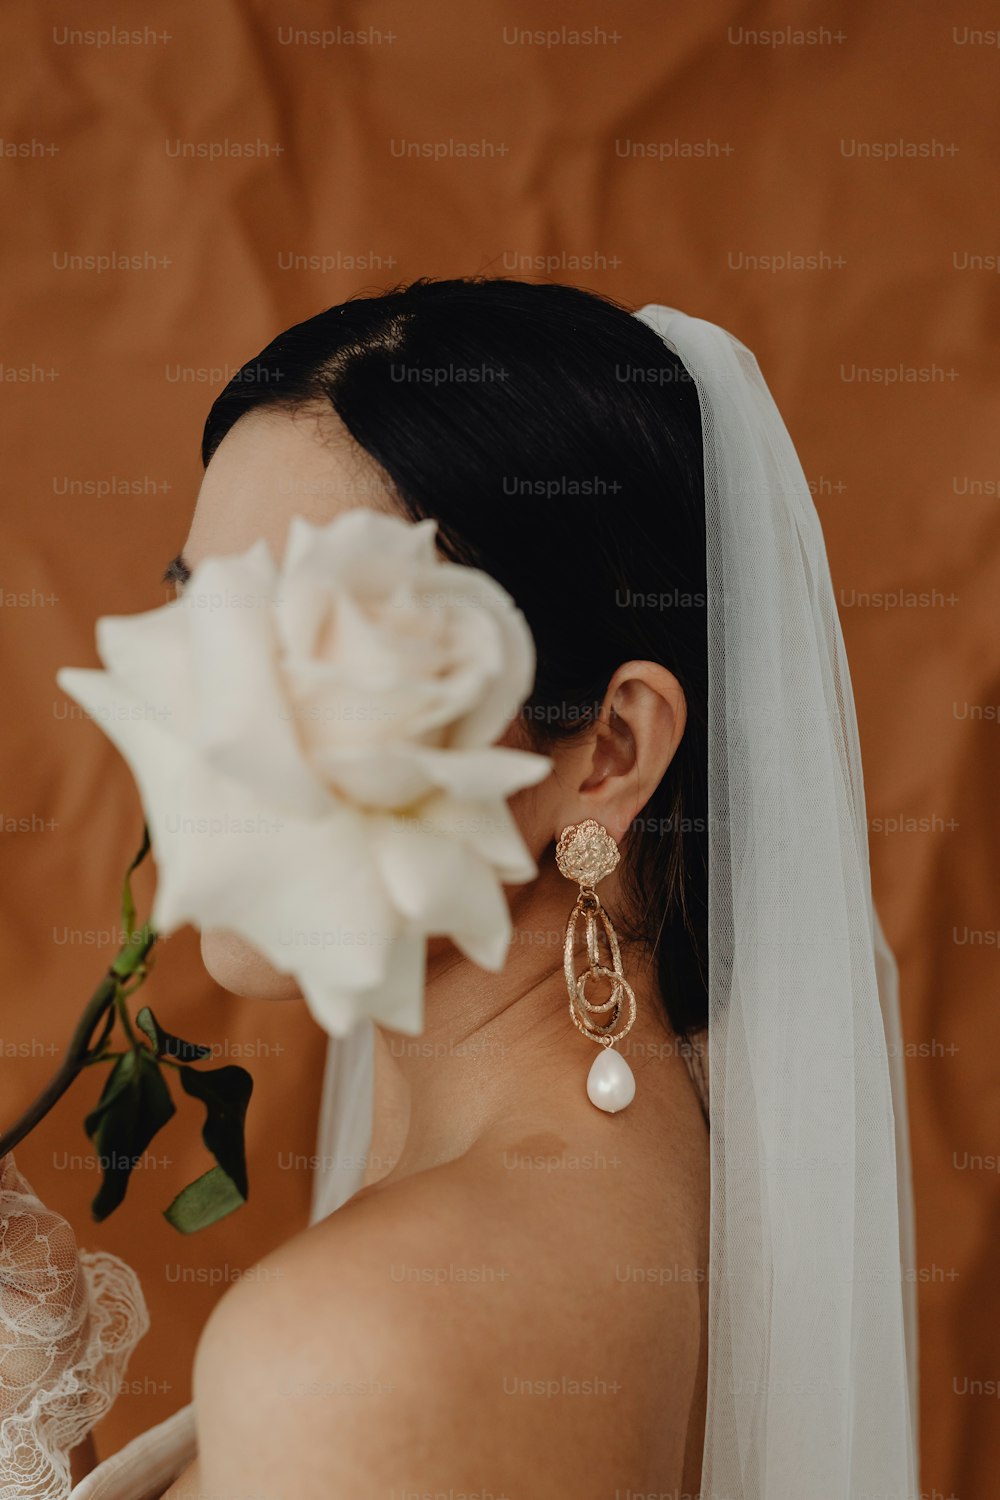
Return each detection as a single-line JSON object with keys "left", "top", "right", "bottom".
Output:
{"left": 633, "top": 306, "right": 919, "bottom": 1498}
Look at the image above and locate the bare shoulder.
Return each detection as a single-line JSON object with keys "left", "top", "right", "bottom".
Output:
{"left": 194, "top": 1077, "right": 708, "bottom": 1498}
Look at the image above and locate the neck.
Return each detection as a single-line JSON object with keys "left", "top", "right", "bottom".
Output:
{"left": 364, "top": 855, "right": 671, "bottom": 1187}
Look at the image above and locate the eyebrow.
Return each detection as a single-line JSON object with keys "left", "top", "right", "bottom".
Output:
{"left": 162, "top": 553, "right": 191, "bottom": 586}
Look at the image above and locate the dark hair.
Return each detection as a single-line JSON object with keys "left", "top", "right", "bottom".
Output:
{"left": 202, "top": 278, "right": 708, "bottom": 1037}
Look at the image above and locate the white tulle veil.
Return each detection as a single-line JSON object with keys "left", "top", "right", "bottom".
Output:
{"left": 309, "top": 305, "right": 920, "bottom": 1500}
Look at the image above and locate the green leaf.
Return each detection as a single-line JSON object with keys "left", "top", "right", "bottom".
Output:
{"left": 178, "top": 1063, "right": 253, "bottom": 1199}
{"left": 136, "top": 1004, "right": 212, "bottom": 1062}
{"left": 163, "top": 1164, "right": 246, "bottom": 1234}
{"left": 84, "top": 1049, "right": 176, "bottom": 1221}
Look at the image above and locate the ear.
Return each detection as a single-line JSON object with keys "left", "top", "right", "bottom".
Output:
{"left": 566, "top": 661, "right": 687, "bottom": 845}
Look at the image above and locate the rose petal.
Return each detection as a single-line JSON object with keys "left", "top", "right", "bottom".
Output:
{"left": 300, "top": 931, "right": 428, "bottom": 1038}
{"left": 415, "top": 792, "right": 540, "bottom": 883}
{"left": 90, "top": 602, "right": 194, "bottom": 731}
{"left": 409, "top": 745, "right": 553, "bottom": 800}
{"left": 434, "top": 565, "right": 538, "bottom": 748}
{"left": 59, "top": 666, "right": 394, "bottom": 991}
{"left": 277, "top": 512, "right": 439, "bottom": 658}
{"left": 282, "top": 663, "right": 448, "bottom": 753}
{"left": 182, "top": 545, "right": 334, "bottom": 817}
{"left": 314, "top": 746, "right": 436, "bottom": 809}
{"left": 449, "top": 919, "right": 512, "bottom": 972}
{"left": 371, "top": 814, "right": 511, "bottom": 954}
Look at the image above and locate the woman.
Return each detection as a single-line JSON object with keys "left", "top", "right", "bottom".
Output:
{"left": 1, "top": 279, "right": 918, "bottom": 1499}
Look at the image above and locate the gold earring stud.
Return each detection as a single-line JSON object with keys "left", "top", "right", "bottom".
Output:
{"left": 556, "top": 820, "right": 636, "bottom": 1113}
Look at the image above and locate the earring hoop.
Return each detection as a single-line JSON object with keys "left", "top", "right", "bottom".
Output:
{"left": 556, "top": 820, "right": 636, "bottom": 1113}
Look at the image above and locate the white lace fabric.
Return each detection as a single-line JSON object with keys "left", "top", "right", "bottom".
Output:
{"left": 0, "top": 1153, "right": 149, "bottom": 1500}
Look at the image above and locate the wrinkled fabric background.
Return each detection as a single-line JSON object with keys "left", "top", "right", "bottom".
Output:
{"left": 1, "top": 1, "right": 996, "bottom": 1491}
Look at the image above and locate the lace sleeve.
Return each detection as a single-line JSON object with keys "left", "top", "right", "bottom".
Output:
{"left": 0, "top": 1153, "right": 149, "bottom": 1500}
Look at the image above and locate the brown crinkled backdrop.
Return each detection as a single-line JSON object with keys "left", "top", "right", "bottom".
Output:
{"left": 1, "top": 1, "right": 997, "bottom": 1492}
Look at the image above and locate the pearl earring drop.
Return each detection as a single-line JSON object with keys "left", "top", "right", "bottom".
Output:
{"left": 555, "top": 821, "right": 637, "bottom": 1113}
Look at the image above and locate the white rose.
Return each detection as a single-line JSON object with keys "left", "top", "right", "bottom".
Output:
{"left": 57, "top": 510, "right": 552, "bottom": 1037}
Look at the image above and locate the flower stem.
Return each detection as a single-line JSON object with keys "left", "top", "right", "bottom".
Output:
{"left": 0, "top": 928, "right": 158, "bottom": 1160}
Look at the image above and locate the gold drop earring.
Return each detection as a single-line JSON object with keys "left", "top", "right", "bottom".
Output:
{"left": 556, "top": 819, "right": 637, "bottom": 1113}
